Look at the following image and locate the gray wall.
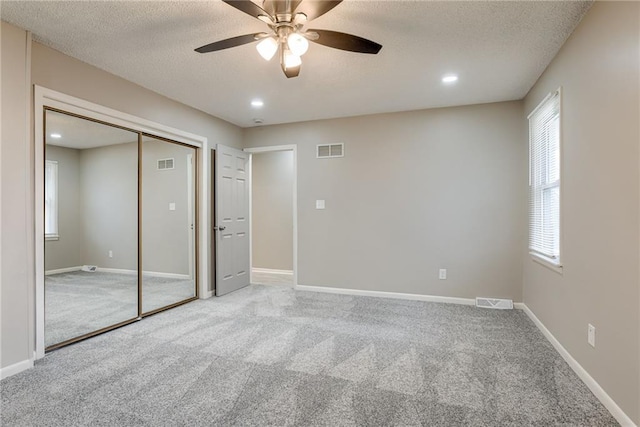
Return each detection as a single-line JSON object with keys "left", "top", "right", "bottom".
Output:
{"left": 252, "top": 151, "right": 294, "bottom": 271}
{"left": 523, "top": 1, "right": 639, "bottom": 423}
{"left": 44, "top": 145, "right": 82, "bottom": 271}
{"left": 45, "top": 139, "right": 194, "bottom": 276}
{"left": 0, "top": 24, "right": 244, "bottom": 371}
{"left": 142, "top": 137, "right": 194, "bottom": 275}
{"left": 1, "top": 21, "right": 32, "bottom": 370}
{"left": 79, "top": 142, "right": 138, "bottom": 271}
{"left": 244, "top": 101, "right": 527, "bottom": 300}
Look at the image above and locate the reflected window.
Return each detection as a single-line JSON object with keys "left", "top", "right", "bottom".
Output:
{"left": 44, "top": 159, "right": 58, "bottom": 240}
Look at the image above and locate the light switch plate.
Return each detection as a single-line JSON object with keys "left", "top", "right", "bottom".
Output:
{"left": 316, "top": 200, "right": 325, "bottom": 210}
{"left": 169, "top": 203, "right": 176, "bottom": 211}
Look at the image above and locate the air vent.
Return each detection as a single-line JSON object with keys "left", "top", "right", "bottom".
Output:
{"left": 476, "top": 297, "right": 513, "bottom": 310}
{"left": 317, "top": 143, "right": 344, "bottom": 159}
{"left": 157, "top": 158, "right": 175, "bottom": 170}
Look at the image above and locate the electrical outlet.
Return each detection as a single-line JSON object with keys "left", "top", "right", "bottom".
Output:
{"left": 108, "top": 250, "right": 113, "bottom": 258}
{"left": 587, "top": 324, "right": 596, "bottom": 347}
{"left": 439, "top": 269, "right": 447, "bottom": 280}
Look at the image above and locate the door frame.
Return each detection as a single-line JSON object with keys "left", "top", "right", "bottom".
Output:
{"left": 243, "top": 145, "right": 298, "bottom": 287}
{"left": 34, "top": 86, "right": 210, "bottom": 359}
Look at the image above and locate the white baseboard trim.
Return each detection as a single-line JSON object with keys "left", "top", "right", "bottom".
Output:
{"left": 0, "top": 358, "right": 34, "bottom": 380}
{"left": 45, "top": 266, "right": 82, "bottom": 275}
{"left": 295, "top": 284, "right": 477, "bottom": 306}
{"left": 98, "top": 268, "right": 190, "bottom": 280}
{"left": 521, "top": 304, "right": 636, "bottom": 427}
{"left": 200, "top": 290, "right": 214, "bottom": 299}
{"left": 45, "top": 267, "right": 190, "bottom": 280}
{"left": 252, "top": 268, "right": 294, "bottom": 276}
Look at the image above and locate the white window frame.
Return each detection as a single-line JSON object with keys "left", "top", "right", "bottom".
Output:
{"left": 528, "top": 88, "right": 562, "bottom": 273}
{"left": 44, "top": 160, "right": 59, "bottom": 241}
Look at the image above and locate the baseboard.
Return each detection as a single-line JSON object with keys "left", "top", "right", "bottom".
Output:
{"left": 45, "top": 266, "right": 82, "bottom": 275}
{"left": 98, "top": 268, "right": 190, "bottom": 280}
{"left": 200, "top": 290, "right": 214, "bottom": 299}
{"left": 0, "top": 358, "right": 33, "bottom": 380}
{"left": 252, "top": 268, "right": 294, "bottom": 275}
{"left": 521, "top": 304, "right": 636, "bottom": 427}
{"left": 295, "top": 284, "right": 477, "bottom": 306}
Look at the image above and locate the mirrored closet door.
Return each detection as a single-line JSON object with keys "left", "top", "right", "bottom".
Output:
{"left": 44, "top": 110, "right": 139, "bottom": 348}
{"left": 44, "top": 109, "right": 198, "bottom": 351}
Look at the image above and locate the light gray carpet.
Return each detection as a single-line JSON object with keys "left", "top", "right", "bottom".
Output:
{"left": 3, "top": 285, "right": 617, "bottom": 426}
{"left": 45, "top": 271, "right": 195, "bottom": 347}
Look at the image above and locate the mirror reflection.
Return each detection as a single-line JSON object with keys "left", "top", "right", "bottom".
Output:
{"left": 141, "top": 136, "right": 197, "bottom": 313}
{"left": 44, "top": 110, "right": 139, "bottom": 348}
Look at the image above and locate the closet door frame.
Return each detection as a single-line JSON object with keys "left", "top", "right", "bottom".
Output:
{"left": 34, "top": 86, "right": 209, "bottom": 359}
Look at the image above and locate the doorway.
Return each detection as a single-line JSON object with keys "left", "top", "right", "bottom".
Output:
{"left": 245, "top": 145, "right": 297, "bottom": 287}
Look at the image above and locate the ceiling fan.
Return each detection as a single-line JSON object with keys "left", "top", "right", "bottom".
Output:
{"left": 195, "top": 0, "right": 382, "bottom": 78}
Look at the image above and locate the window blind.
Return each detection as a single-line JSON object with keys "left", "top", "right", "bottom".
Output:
{"left": 528, "top": 91, "right": 560, "bottom": 260}
{"left": 45, "top": 160, "right": 58, "bottom": 237}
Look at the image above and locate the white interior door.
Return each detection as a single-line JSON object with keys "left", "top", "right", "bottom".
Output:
{"left": 215, "top": 144, "right": 250, "bottom": 295}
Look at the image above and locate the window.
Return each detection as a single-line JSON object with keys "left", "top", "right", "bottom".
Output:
{"left": 528, "top": 90, "right": 561, "bottom": 267}
{"left": 45, "top": 160, "right": 58, "bottom": 240}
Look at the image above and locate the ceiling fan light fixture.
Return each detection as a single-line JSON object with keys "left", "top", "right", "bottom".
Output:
{"left": 283, "top": 50, "right": 302, "bottom": 69}
{"left": 287, "top": 32, "right": 309, "bottom": 56}
{"left": 256, "top": 37, "right": 278, "bottom": 61}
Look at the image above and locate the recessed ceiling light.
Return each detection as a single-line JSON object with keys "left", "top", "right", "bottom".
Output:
{"left": 50, "top": 133, "right": 62, "bottom": 139}
{"left": 442, "top": 74, "right": 458, "bottom": 84}
{"left": 251, "top": 99, "right": 264, "bottom": 108}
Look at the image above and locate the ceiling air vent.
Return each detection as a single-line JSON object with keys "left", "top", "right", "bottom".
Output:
{"left": 317, "top": 143, "right": 344, "bottom": 159}
{"left": 157, "top": 158, "right": 175, "bottom": 170}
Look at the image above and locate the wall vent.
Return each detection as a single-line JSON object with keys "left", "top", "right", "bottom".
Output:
{"left": 475, "top": 297, "right": 513, "bottom": 310}
{"left": 157, "top": 158, "right": 175, "bottom": 170}
{"left": 317, "top": 143, "right": 344, "bottom": 159}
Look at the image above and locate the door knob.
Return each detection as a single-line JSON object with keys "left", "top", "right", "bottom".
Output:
{"left": 214, "top": 226, "right": 226, "bottom": 231}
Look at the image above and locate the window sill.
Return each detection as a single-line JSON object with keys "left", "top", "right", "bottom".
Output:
{"left": 530, "top": 252, "right": 563, "bottom": 275}
{"left": 45, "top": 235, "right": 59, "bottom": 241}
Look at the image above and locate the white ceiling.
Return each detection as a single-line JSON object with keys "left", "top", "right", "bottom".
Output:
{"left": 2, "top": 1, "right": 592, "bottom": 128}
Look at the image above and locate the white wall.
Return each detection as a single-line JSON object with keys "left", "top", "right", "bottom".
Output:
{"left": 523, "top": 2, "right": 639, "bottom": 423}
{"left": 252, "top": 151, "right": 294, "bottom": 271}
{"left": 244, "top": 101, "right": 527, "bottom": 301}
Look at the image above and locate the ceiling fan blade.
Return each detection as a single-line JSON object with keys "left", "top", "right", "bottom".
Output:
{"left": 195, "top": 33, "right": 263, "bottom": 53}
{"left": 308, "top": 29, "right": 382, "bottom": 54}
{"left": 294, "top": 1, "right": 342, "bottom": 21}
{"left": 222, "top": 0, "right": 270, "bottom": 20}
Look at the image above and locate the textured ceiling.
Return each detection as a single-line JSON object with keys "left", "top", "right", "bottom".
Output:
{"left": 2, "top": 1, "right": 592, "bottom": 128}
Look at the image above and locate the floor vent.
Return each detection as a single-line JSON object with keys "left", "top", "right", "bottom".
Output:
{"left": 476, "top": 297, "right": 513, "bottom": 310}
{"left": 81, "top": 265, "right": 98, "bottom": 272}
